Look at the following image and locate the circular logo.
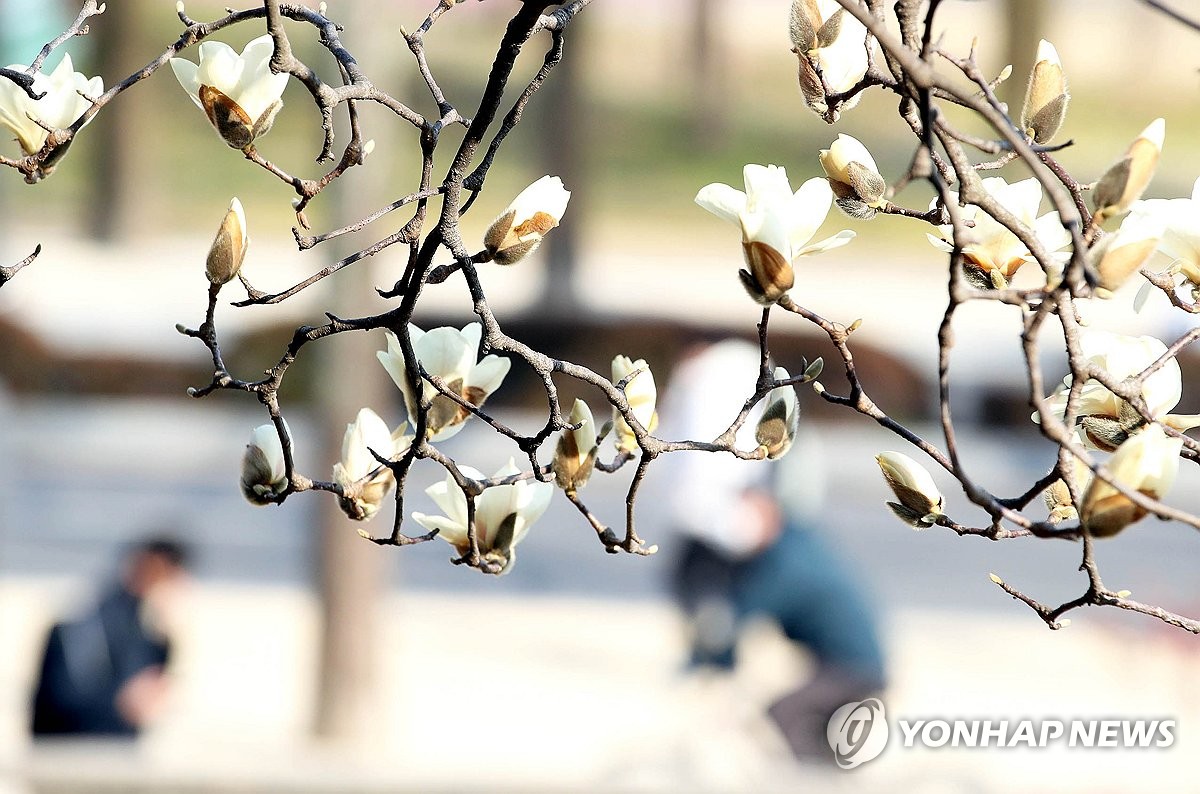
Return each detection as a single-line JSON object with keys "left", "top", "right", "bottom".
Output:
{"left": 827, "top": 698, "right": 889, "bottom": 769}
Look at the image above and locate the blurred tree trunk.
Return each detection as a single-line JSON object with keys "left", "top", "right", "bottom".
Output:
{"left": 311, "top": 6, "right": 396, "bottom": 743}
{"left": 86, "top": 0, "right": 148, "bottom": 241}
{"left": 536, "top": 11, "right": 584, "bottom": 316}
{"left": 688, "top": 0, "right": 725, "bottom": 152}
{"left": 1003, "top": 0, "right": 1050, "bottom": 111}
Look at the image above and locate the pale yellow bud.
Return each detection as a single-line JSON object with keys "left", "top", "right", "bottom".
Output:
{"left": 1080, "top": 424, "right": 1181, "bottom": 537}
{"left": 1093, "top": 118, "right": 1165, "bottom": 224}
{"left": 1021, "top": 39, "right": 1069, "bottom": 144}
{"left": 819, "top": 133, "right": 887, "bottom": 210}
{"left": 206, "top": 197, "right": 248, "bottom": 285}
{"left": 875, "top": 451, "right": 944, "bottom": 527}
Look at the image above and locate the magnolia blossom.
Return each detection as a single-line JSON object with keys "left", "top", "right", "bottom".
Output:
{"left": 206, "top": 197, "right": 248, "bottom": 285}
{"left": 483, "top": 175, "right": 571, "bottom": 265}
{"left": 412, "top": 459, "right": 553, "bottom": 574}
{"left": 1093, "top": 118, "right": 1165, "bottom": 224}
{"left": 376, "top": 322, "right": 510, "bottom": 442}
{"left": 1129, "top": 176, "right": 1200, "bottom": 287}
{"left": 1041, "top": 327, "right": 1200, "bottom": 450}
{"left": 696, "top": 164, "right": 854, "bottom": 304}
{"left": 1090, "top": 209, "right": 1163, "bottom": 292}
{"left": 755, "top": 367, "right": 800, "bottom": 460}
{"left": 552, "top": 398, "right": 597, "bottom": 492}
{"left": 170, "top": 35, "right": 289, "bottom": 149}
{"left": 1043, "top": 435, "right": 1093, "bottom": 524}
{"left": 788, "top": 0, "right": 870, "bottom": 118}
{"left": 819, "top": 133, "right": 886, "bottom": 217}
{"left": 0, "top": 54, "right": 102, "bottom": 163}
{"left": 241, "top": 422, "right": 288, "bottom": 505}
{"left": 1080, "top": 424, "right": 1182, "bottom": 537}
{"left": 876, "top": 451, "right": 944, "bottom": 527}
{"left": 332, "top": 408, "right": 412, "bottom": 522}
{"left": 612, "top": 355, "right": 658, "bottom": 453}
{"left": 1020, "top": 40, "right": 1069, "bottom": 144}
{"left": 927, "top": 176, "right": 1071, "bottom": 288}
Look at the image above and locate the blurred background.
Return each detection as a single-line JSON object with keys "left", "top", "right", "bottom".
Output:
{"left": 1, "top": 0, "right": 1199, "bottom": 791}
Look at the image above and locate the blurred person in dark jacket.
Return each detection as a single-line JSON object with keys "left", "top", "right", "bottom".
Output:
{"left": 659, "top": 337, "right": 885, "bottom": 762}
{"left": 30, "top": 536, "right": 190, "bottom": 737}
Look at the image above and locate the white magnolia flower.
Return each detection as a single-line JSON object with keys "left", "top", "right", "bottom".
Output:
{"left": 376, "top": 322, "right": 511, "bottom": 442}
{"left": 483, "top": 175, "right": 571, "bottom": 265}
{"left": 1129, "top": 176, "right": 1200, "bottom": 286}
{"left": 1091, "top": 208, "right": 1163, "bottom": 292}
{"left": 332, "top": 408, "right": 412, "bottom": 522}
{"left": 819, "top": 133, "right": 886, "bottom": 212}
{"left": 696, "top": 164, "right": 854, "bottom": 304}
{"left": 552, "top": 398, "right": 598, "bottom": 491}
{"left": 1080, "top": 424, "right": 1182, "bottom": 537}
{"left": 755, "top": 367, "right": 800, "bottom": 460}
{"left": 413, "top": 459, "right": 553, "bottom": 574}
{"left": 241, "top": 422, "right": 288, "bottom": 504}
{"left": 1041, "top": 327, "right": 1200, "bottom": 449}
{"left": 170, "top": 34, "right": 289, "bottom": 148}
{"left": 789, "top": 0, "right": 870, "bottom": 118}
{"left": 875, "top": 451, "right": 944, "bottom": 527}
{"left": 927, "top": 176, "right": 1071, "bottom": 287}
{"left": 0, "top": 54, "right": 102, "bottom": 158}
{"left": 206, "top": 197, "right": 248, "bottom": 285}
{"left": 612, "top": 355, "right": 658, "bottom": 454}
{"left": 1020, "top": 39, "right": 1069, "bottom": 144}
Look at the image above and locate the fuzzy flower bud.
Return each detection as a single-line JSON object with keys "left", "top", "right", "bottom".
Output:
{"left": 483, "top": 175, "right": 571, "bottom": 265}
{"left": 875, "top": 451, "right": 944, "bottom": 527}
{"left": 819, "top": 133, "right": 887, "bottom": 218}
{"left": 205, "top": 197, "right": 248, "bottom": 285}
{"left": 789, "top": 0, "right": 870, "bottom": 120}
{"left": 755, "top": 367, "right": 800, "bottom": 460}
{"left": 1020, "top": 40, "right": 1069, "bottom": 144}
{"left": 1080, "top": 424, "right": 1181, "bottom": 537}
{"left": 241, "top": 423, "right": 288, "bottom": 505}
{"left": 1093, "top": 118, "right": 1165, "bottom": 224}
{"left": 552, "top": 398, "right": 598, "bottom": 492}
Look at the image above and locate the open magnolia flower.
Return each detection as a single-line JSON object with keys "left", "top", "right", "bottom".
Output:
{"left": 241, "top": 422, "right": 288, "bottom": 505}
{"left": 0, "top": 54, "right": 102, "bottom": 166}
{"left": 755, "top": 367, "right": 800, "bottom": 460}
{"left": 1128, "top": 176, "right": 1200, "bottom": 291}
{"left": 552, "top": 398, "right": 598, "bottom": 492}
{"left": 1079, "top": 424, "right": 1182, "bottom": 537}
{"left": 1040, "top": 327, "right": 1200, "bottom": 450}
{"left": 483, "top": 175, "right": 571, "bottom": 265}
{"left": 696, "top": 164, "right": 854, "bottom": 304}
{"left": 612, "top": 355, "right": 658, "bottom": 453}
{"left": 376, "top": 322, "right": 511, "bottom": 442}
{"left": 170, "top": 34, "right": 289, "bottom": 149}
{"left": 412, "top": 459, "right": 553, "bottom": 574}
{"left": 927, "top": 176, "right": 1071, "bottom": 288}
{"left": 788, "top": 0, "right": 870, "bottom": 118}
{"left": 332, "top": 408, "right": 412, "bottom": 522}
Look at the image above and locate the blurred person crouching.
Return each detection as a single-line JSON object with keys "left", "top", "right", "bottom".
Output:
{"left": 30, "top": 536, "right": 190, "bottom": 738}
{"left": 659, "top": 336, "right": 885, "bottom": 762}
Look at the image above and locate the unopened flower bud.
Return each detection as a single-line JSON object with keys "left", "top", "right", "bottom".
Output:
{"left": 755, "top": 367, "right": 800, "bottom": 460}
{"left": 483, "top": 175, "right": 571, "bottom": 265}
{"left": 1080, "top": 424, "right": 1181, "bottom": 537}
{"left": 1093, "top": 118, "right": 1165, "bottom": 224}
{"left": 241, "top": 423, "right": 288, "bottom": 504}
{"left": 333, "top": 408, "right": 409, "bottom": 522}
{"left": 612, "top": 355, "right": 658, "bottom": 454}
{"left": 819, "top": 134, "right": 887, "bottom": 212}
{"left": 1020, "top": 40, "right": 1069, "bottom": 144}
{"left": 552, "top": 398, "right": 598, "bottom": 491}
{"left": 875, "top": 451, "right": 944, "bottom": 527}
{"left": 206, "top": 197, "right": 248, "bottom": 285}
